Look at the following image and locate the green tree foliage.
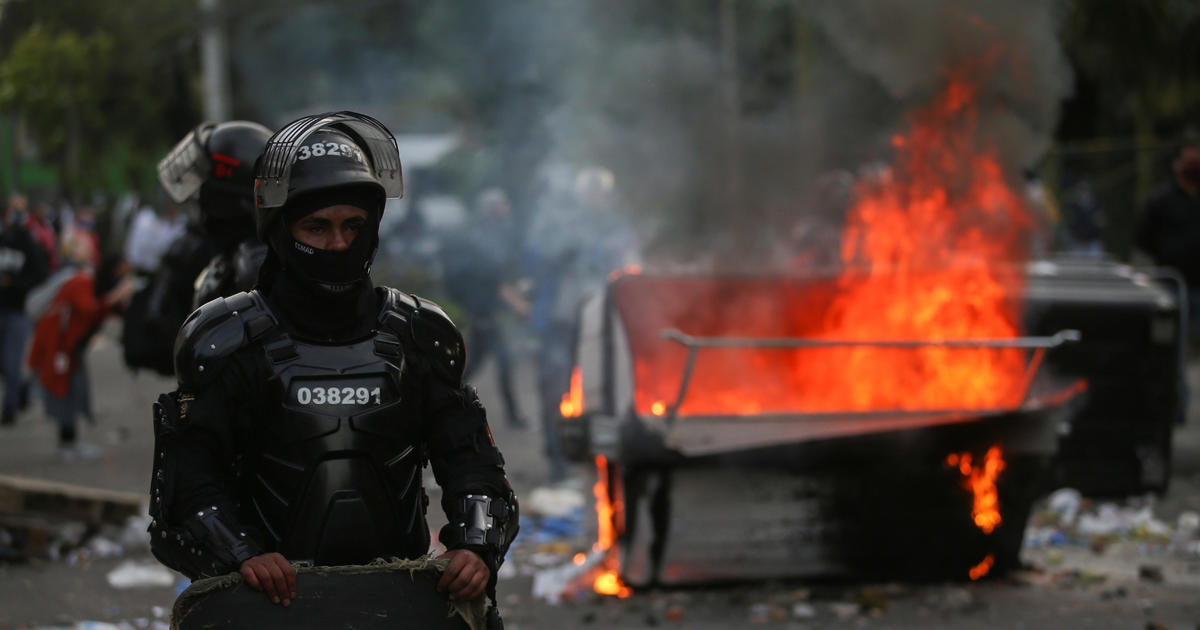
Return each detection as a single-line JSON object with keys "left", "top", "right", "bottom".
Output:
{"left": 0, "top": 0, "right": 201, "bottom": 198}
{"left": 0, "top": 27, "right": 113, "bottom": 193}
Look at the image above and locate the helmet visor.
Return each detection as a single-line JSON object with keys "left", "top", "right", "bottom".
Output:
{"left": 157, "top": 124, "right": 213, "bottom": 203}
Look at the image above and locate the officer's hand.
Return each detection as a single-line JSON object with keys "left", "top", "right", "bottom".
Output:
{"left": 240, "top": 552, "right": 296, "bottom": 607}
{"left": 437, "top": 549, "right": 490, "bottom": 601}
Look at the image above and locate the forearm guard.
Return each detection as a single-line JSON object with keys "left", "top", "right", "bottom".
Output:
{"left": 439, "top": 492, "right": 519, "bottom": 576}
{"left": 149, "top": 505, "right": 263, "bottom": 579}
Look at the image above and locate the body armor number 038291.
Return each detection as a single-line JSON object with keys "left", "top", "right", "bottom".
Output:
{"left": 248, "top": 293, "right": 429, "bottom": 565}
{"left": 154, "top": 288, "right": 516, "bottom": 581}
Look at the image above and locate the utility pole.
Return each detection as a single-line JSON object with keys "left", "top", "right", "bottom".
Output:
{"left": 200, "top": 0, "right": 232, "bottom": 121}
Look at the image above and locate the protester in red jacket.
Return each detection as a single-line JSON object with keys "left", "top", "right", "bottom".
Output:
{"left": 27, "top": 228, "right": 132, "bottom": 459}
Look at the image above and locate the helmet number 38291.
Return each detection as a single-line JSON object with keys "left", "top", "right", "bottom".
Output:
{"left": 296, "top": 142, "right": 363, "bottom": 163}
{"left": 296, "top": 386, "right": 381, "bottom": 406}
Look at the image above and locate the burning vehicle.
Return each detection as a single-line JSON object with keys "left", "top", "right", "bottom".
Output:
{"left": 556, "top": 70, "right": 1185, "bottom": 591}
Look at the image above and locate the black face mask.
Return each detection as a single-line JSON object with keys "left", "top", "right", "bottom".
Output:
{"left": 271, "top": 221, "right": 378, "bottom": 296}
{"left": 267, "top": 188, "right": 382, "bottom": 297}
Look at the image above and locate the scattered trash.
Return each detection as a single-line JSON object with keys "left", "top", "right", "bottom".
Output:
{"left": 518, "top": 509, "right": 586, "bottom": 545}
{"left": 526, "top": 486, "right": 586, "bottom": 518}
{"left": 829, "top": 602, "right": 860, "bottom": 620}
{"left": 26, "top": 620, "right": 168, "bottom": 630}
{"left": 531, "top": 547, "right": 606, "bottom": 604}
{"left": 791, "top": 602, "right": 816, "bottom": 619}
{"left": 853, "top": 586, "right": 889, "bottom": 613}
{"left": 747, "top": 602, "right": 786, "bottom": 623}
{"left": 105, "top": 560, "right": 176, "bottom": 589}
{"left": 1046, "top": 488, "right": 1082, "bottom": 526}
{"left": 86, "top": 535, "right": 124, "bottom": 559}
{"left": 1025, "top": 491, "right": 1195, "bottom": 559}
{"left": 1053, "top": 569, "right": 1108, "bottom": 587}
{"left": 928, "top": 588, "right": 974, "bottom": 613}
{"left": 1138, "top": 564, "right": 1165, "bottom": 583}
{"left": 1177, "top": 511, "right": 1199, "bottom": 536}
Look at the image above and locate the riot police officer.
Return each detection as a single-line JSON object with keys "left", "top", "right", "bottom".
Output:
{"left": 148, "top": 112, "right": 518, "bottom": 619}
{"left": 124, "top": 121, "right": 272, "bottom": 375}
{"left": 157, "top": 120, "right": 274, "bottom": 309}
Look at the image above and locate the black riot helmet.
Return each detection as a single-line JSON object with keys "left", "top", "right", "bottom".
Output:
{"left": 157, "top": 121, "right": 271, "bottom": 237}
{"left": 253, "top": 111, "right": 403, "bottom": 296}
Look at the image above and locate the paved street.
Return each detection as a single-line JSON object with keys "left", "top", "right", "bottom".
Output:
{"left": 0, "top": 322, "right": 1198, "bottom": 629}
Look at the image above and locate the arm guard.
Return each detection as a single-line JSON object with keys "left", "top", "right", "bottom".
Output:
{"left": 148, "top": 390, "right": 264, "bottom": 579}
{"left": 439, "top": 492, "right": 519, "bottom": 568}
{"left": 430, "top": 387, "right": 519, "bottom": 583}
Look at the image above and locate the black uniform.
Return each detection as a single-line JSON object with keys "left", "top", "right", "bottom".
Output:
{"left": 191, "top": 240, "right": 268, "bottom": 309}
{"left": 149, "top": 288, "right": 516, "bottom": 576}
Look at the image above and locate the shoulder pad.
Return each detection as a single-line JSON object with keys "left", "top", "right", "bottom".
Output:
{"left": 380, "top": 288, "right": 465, "bottom": 386}
{"left": 174, "top": 291, "right": 275, "bottom": 390}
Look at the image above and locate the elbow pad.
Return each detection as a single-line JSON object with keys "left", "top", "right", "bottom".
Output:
{"left": 150, "top": 505, "right": 262, "bottom": 579}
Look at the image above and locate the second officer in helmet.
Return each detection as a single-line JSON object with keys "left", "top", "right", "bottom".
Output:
{"left": 148, "top": 112, "right": 518, "bottom": 622}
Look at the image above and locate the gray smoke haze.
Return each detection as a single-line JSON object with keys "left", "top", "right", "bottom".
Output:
{"left": 528, "top": 1, "right": 1072, "bottom": 270}
{"left": 813, "top": 0, "right": 1072, "bottom": 175}
{"left": 226, "top": 1, "right": 1073, "bottom": 272}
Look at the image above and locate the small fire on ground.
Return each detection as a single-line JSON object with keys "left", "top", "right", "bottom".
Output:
{"left": 592, "top": 455, "right": 631, "bottom": 598}
{"left": 947, "top": 445, "right": 1006, "bottom": 579}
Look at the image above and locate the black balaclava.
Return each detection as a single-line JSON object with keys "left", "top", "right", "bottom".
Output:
{"left": 260, "top": 185, "right": 383, "bottom": 342}
{"left": 198, "top": 183, "right": 256, "bottom": 251}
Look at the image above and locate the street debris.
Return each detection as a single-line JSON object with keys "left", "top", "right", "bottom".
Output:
{"left": 105, "top": 559, "right": 177, "bottom": 589}
{"left": 1024, "top": 489, "right": 1197, "bottom": 557}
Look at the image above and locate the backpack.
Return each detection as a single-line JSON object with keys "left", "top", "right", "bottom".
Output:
{"left": 24, "top": 267, "right": 78, "bottom": 321}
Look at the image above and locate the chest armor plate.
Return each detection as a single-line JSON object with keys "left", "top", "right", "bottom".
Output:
{"left": 248, "top": 330, "right": 429, "bottom": 564}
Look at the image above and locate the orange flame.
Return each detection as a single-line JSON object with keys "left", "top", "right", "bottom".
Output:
{"left": 593, "top": 455, "right": 616, "bottom": 551}
{"left": 968, "top": 554, "right": 995, "bottom": 580}
{"left": 560, "top": 367, "right": 583, "bottom": 418}
{"left": 650, "top": 401, "right": 667, "bottom": 416}
{"left": 594, "top": 570, "right": 632, "bottom": 598}
{"left": 947, "top": 445, "right": 1006, "bottom": 534}
{"left": 591, "top": 455, "right": 631, "bottom": 598}
{"left": 615, "top": 61, "right": 1034, "bottom": 418}
{"left": 609, "top": 264, "right": 644, "bottom": 282}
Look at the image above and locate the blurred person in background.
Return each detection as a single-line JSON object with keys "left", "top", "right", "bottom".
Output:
{"left": 524, "top": 166, "right": 641, "bottom": 481}
{"left": 1136, "top": 139, "right": 1200, "bottom": 344}
{"left": 73, "top": 205, "right": 104, "bottom": 268}
{"left": 180, "top": 121, "right": 274, "bottom": 309}
{"left": 0, "top": 193, "right": 48, "bottom": 426}
{"left": 124, "top": 198, "right": 186, "bottom": 276}
{"left": 27, "top": 198, "right": 59, "bottom": 271}
{"left": 442, "top": 187, "right": 529, "bottom": 430}
{"left": 26, "top": 227, "right": 134, "bottom": 458}
{"left": 1058, "top": 178, "right": 1105, "bottom": 257}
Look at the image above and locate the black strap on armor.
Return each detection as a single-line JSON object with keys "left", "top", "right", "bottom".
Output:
{"left": 440, "top": 494, "right": 512, "bottom": 549}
